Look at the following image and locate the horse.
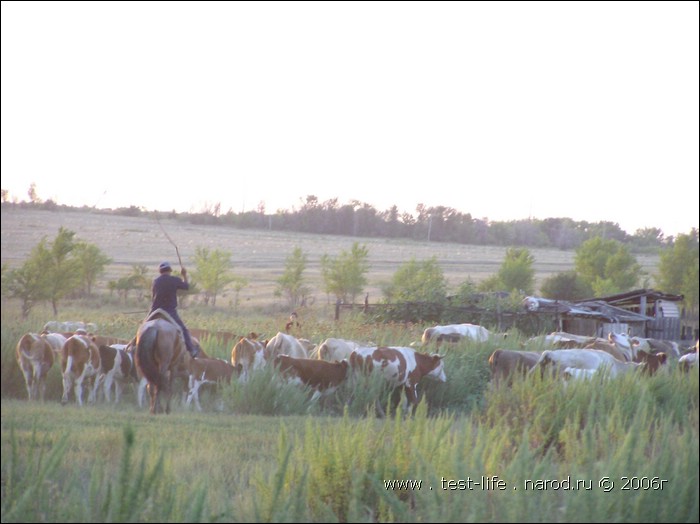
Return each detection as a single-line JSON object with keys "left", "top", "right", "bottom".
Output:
{"left": 135, "top": 313, "right": 187, "bottom": 414}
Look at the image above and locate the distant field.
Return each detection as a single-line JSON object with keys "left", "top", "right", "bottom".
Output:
{"left": 1, "top": 207, "right": 661, "bottom": 311}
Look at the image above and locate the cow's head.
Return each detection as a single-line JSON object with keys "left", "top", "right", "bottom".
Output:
{"left": 426, "top": 354, "right": 447, "bottom": 382}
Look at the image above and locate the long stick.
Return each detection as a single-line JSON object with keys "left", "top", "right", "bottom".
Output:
{"left": 155, "top": 213, "right": 183, "bottom": 270}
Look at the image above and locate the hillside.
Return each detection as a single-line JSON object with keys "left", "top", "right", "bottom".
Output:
{"left": 0, "top": 206, "right": 661, "bottom": 311}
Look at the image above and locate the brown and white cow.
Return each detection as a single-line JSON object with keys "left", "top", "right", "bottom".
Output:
{"left": 488, "top": 349, "right": 541, "bottom": 386}
{"left": 582, "top": 340, "right": 630, "bottom": 362}
{"left": 92, "top": 344, "right": 137, "bottom": 403}
{"left": 349, "top": 346, "right": 446, "bottom": 414}
{"left": 16, "top": 332, "right": 66, "bottom": 401}
{"left": 61, "top": 334, "right": 100, "bottom": 406}
{"left": 186, "top": 357, "right": 236, "bottom": 411}
{"left": 231, "top": 336, "right": 266, "bottom": 382}
{"left": 631, "top": 337, "right": 681, "bottom": 360}
{"left": 273, "top": 355, "right": 349, "bottom": 401}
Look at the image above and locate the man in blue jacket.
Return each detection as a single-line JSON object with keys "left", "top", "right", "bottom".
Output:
{"left": 149, "top": 261, "right": 199, "bottom": 358}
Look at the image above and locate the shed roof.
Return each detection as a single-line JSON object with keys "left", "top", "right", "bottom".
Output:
{"left": 523, "top": 296, "right": 654, "bottom": 322}
{"left": 579, "top": 288, "right": 684, "bottom": 307}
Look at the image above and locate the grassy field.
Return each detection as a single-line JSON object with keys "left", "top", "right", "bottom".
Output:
{"left": 1, "top": 206, "right": 662, "bottom": 314}
{"left": 3, "top": 207, "right": 695, "bottom": 522}
{"left": 1, "top": 306, "right": 698, "bottom": 522}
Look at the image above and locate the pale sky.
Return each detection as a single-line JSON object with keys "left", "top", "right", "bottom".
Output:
{"left": 2, "top": 1, "right": 698, "bottom": 238}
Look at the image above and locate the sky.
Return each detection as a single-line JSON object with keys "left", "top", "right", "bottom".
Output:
{"left": 2, "top": 1, "right": 698, "bottom": 238}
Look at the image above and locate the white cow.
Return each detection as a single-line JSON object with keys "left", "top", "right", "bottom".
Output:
{"left": 264, "top": 332, "right": 309, "bottom": 359}
{"left": 316, "top": 338, "right": 363, "bottom": 361}
{"left": 530, "top": 349, "right": 645, "bottom": 379}
{"left": 422, "top": 323, "right": 493, "bottom": 346}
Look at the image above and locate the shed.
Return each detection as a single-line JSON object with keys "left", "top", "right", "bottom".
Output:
{"left": 580, "top": 289, "right": 685, "bottom": 340}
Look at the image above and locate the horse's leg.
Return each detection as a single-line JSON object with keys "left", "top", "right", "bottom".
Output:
{"left": 148, "top": 383, "right": 158, "bottom": 414}
{"left": 163, "top": 371, "right": 172, "bottom": 414}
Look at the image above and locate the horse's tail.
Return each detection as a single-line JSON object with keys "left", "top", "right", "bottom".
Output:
{"left": 136, "top": 324, "right": 161, "bottom": 388}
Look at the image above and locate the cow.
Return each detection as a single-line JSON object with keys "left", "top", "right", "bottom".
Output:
{"left": 231, "top": 336, "right": 267, "bottom": 382}
{"left": 316, "top": 338, "right": 362, "bottom": 361}
{"left": 635, "top": 351, "right": 668, "bottom": 375}
{"left": 607, "top": 332, "right": 637, "bottom": 361}
{"left": 488, "top": 349, "right": 541, "bottom": 386}
{"left": 273, "top": 355, "right": 349, "bottom": 401}
{"left": 422, "top": 323, "right": 492, "bottom": 346}
{"left": 582, "top": 340, "right": 630, "bottom": 363}
{"left": 529, "top": 349, "right": 647, "bottom": 379}
{"left": 524, "top": 332, "right": 598, "bottom": 350}
{"left": 42, "top": 321, "right": 98, "bottom": 334}
{"left": 186, "top": 357, "right": 236, "bottom": 411}
{"left": 16, "top": 332, "right": 66, "bottom": 401}
{"left": 563, "top": 367, "right": 599, "bottom": 381}
{"left": 91, "top": 344, "right": 137, "bottom": 403}
{"left": 678, "top": 340, "right": 698, "bottom": 372}
{"left": 349, "top": 346, "right": 446, "bottom": 414}
{"left": 679, "top": 351, "right": 698, "bottom": 372}
{"left": 264, "top": 332, "right": 309, "bottom": 360}
{"left": 61, "top": 334, "right": 101, "bottom": 405}
{"left": 630, "top": 337, "right": 681, "bottom": 360}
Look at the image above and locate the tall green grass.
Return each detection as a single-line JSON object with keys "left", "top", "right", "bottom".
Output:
{"left": 2, "top": 302, "right": 698, "bottom": 522}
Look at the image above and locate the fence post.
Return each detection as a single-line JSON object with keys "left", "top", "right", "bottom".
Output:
{"left": 335, "top": 298, "right": 341, "bottom": 321}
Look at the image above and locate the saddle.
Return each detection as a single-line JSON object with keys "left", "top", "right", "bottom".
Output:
{"left": 144, "top": 309, "right": 183, "bottom": 335}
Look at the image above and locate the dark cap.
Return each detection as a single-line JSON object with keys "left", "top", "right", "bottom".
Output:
{"left": 159, "top": 261, "right": 172, "bottom": 273}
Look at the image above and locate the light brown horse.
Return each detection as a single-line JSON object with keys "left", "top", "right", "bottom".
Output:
{"left": 135, "top": 316, "right": 186, "bottom": 414}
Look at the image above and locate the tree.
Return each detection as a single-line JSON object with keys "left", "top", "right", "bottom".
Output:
{"left": 73, "top": 242, "right": 112, "bottom": 296}
{"left": 657, "top": 229, "right": 699, "bottom": 313}
{"left": 1, "top": 228, "right": 82, "bottom": 316}
{"left": 497, "top": 247, "right": 535, "bottom": 294}
{"left": 42, "top": 228, "right": 82, "bottom": 315}
{"left": 540, "top": 270, "right": 592, "bottom": 301}
{"left": 275, "top": 246, "right": 310, "bottom": 308}
{"left": 2, "top": 254, "right": 51, "bottom": 318}
{"left": 28, "top": 182, "right": 40, "bottom": 204}
{"left": 380, "top": 257, "right": 447, "bottom": 322}
{"left": 575, "top": 237, "right": 642, "bottom": 296}
{"left": 192, "top": 247, "right": 236, "bottom": 307}
{"left": 384, "top": 257, "right": 447, "bottom": 304}
{"left": 320, "top": 242, "right": 370, "bottom": 303}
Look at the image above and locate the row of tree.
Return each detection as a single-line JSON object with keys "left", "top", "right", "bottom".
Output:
{"left": 2, "top": 195, "right": 681, "bottom": 252}
{"left": 3, "top": 225, "right": 696, "bottom": 326}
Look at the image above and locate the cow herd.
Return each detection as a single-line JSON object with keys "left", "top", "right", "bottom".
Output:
{"left": 489, "top": 330, "right": 697, "bottom": 385}
{"left": 14, "top": 319, "right": 699, "bottom": 415}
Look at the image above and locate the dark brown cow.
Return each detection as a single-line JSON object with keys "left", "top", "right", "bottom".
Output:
{"left": 274, "top": 355, "right": 349, "bottom": 401}
{"left": 349, "top": 346, "right": 446, "bottom": 414}
{"left": 488, "top": 349, "right": 541, "bottom": 385}
{"left": 186, "top": 358, "right": 236, "bottom": 411}
{"left": 635, "top": 351, "right": 667, "bottom": 375}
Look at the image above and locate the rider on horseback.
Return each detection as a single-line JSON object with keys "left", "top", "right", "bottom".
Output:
{"left": 149, "top": 261, "right": 199, "bottom": 359}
